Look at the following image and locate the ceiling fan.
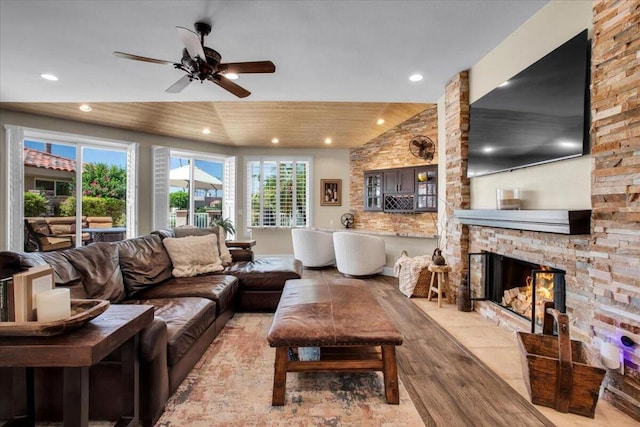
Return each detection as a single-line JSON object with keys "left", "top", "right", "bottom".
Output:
{"left": 113, "top": 21, "right": 275, "bottom": 98}
{"left": 409, "top": 135, "right": 435, "bottom": 162}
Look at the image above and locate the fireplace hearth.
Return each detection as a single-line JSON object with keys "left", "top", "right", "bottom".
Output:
{"left": 469, "top": 252, "right": 566, "bottom": 333}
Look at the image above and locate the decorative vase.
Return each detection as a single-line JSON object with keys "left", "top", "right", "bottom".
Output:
{"left": 432, "top": 248, "right": 446, "bottom": 266}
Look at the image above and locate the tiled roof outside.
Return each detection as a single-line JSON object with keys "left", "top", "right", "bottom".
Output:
{"left": 23, "top": 148, "right": 76, "bottom": 172}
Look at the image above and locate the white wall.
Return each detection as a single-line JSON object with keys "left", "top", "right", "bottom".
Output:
{"left": 468, "top": 0, "right": 593, "bottom": 209}
{"left": 236, "top": 146, "right": 350, "bottom": 255}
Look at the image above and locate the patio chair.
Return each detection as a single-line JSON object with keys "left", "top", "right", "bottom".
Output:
{"left": 24, "top": 219, "right": 73, "bottom": 252}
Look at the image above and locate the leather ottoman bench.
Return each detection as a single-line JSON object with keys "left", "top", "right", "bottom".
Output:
{"left": 266, "top": 278, "right": 403, "bottom": 405}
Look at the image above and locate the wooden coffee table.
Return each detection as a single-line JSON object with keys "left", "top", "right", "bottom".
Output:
{"left": 0, "top": 304, "right": 153, "bottom": 427}
{"left": 267, "top": 279, "right": 403, "bottom": 406}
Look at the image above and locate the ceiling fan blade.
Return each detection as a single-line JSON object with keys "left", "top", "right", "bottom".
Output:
{"left": 219, "top": 61, "right": 276, "bottom": 74}
{"left": 209, "top": 75, "right": 251, "bottom": 98}
{"left": 176, "top": 26, "right": 206, "bottom": 60}
{"left": 113, "top": 51, "right": 174, "bottom": 65}
{"left": 165, "top": 75, "right": 192, "bottom": 93}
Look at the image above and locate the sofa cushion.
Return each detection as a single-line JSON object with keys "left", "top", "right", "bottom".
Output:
{"left": 222, "top": 257, "right": 303, "bottom": 291}
{"left": 62, "top": 243, "right": 126, "bottom": 302}
{"left": 127, "top": 297, "right": 216, "bottom": 366}
{"left": 135, "top": 275, "right": 238, "bottom": 316}
{"left": 162, "top": 234, "right": 224, "bottom": 277}
{"left": 116, "top": 234, "right": 173, "bottom": 297}
{"left": 172, "top": 226, "right": 232, "bottom": 266}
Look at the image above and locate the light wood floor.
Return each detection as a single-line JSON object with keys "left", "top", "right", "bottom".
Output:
{"left": 301, "top": 268, "right": 554, "bottom": 427}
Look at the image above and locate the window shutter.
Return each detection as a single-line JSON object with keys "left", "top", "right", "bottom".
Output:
{"left": 223, "top": 156, "right": 236, "bottom": 238}
{"left": 126, "top": 143, "right": 138, "bottom": 238}
{"left": 5, "top": 125, "right": 25, "bottom": 251}
{"left": 152, "top": 146, "right": 170, "bottom": 230}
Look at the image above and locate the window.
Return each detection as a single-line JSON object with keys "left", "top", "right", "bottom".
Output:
{"left": 152, "top": 147, "right": 235, "bottom": 233}
{"left": 3, "top": 126, "right": 137, "bottom": 251}
{"left": 246, "top": 157, "right": 311, "bottom": 228}
{"left": 34, "top": 179, "right": 72, "bottom": 196}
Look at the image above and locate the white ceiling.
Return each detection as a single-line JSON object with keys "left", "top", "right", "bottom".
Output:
{"left": 0, "top": 0, "right": 549, "bottom": 104}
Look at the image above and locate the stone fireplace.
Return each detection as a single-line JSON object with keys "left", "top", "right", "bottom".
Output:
{"left": 469, "top": 251, "right": 566, "bottom": 333}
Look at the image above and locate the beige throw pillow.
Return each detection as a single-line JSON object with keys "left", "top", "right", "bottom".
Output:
{"left": 162, "top": 234, "right": 224, "bottom": 277}
{"left": 216, "top": 226, "right": 233, "bottom": 265}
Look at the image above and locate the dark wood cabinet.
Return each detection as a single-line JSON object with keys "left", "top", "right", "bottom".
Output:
{"left": 415, "top": 166, "right": 438, "bottom": 212}
{"left": 364, "top": 171, "right": 383, "bottom": 211}
{"left": 383, "top": 168, "right": 415, "bottom": 194}
{"left": 364, "top": 165, "right": 438, "bottom": 213}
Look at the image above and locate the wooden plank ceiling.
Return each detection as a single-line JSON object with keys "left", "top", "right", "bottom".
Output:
{"left": 0, "top": 102, "right": 431, "bottom": 148}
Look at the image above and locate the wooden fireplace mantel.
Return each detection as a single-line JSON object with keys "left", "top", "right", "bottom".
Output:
{"left": 453, "top": 209, "right": 591, "bottom": 235}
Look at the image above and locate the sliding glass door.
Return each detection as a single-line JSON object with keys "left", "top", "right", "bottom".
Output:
{"left": 6, "top": 127, "right": 137, "bottom": 252}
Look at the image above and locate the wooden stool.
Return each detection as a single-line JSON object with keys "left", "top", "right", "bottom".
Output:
{"left": 427, "top": 264, "right": 451, "bottom": 308}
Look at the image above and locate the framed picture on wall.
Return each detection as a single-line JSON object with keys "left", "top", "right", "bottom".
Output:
{"left": 321, "top": 179, "right": 342, "bottom": 206}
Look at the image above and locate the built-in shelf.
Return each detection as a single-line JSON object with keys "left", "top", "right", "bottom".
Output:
{"left": 454, "top": 209, "right": 591, "bottom": 235}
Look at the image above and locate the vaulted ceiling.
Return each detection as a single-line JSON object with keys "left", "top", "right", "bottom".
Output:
{"left": 0, "top": 0, "right": 549, "bottom": 147}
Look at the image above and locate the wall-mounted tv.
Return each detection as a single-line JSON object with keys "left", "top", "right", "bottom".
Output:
{"left": 467, "top": 30, "right": 590, "bottom": 178}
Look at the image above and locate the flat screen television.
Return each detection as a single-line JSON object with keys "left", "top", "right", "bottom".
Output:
{"left": 467, "top": 30, "right": 590, "bottom": 178}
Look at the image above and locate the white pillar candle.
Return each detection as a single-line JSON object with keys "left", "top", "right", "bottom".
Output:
{"left": 36, "top": 288, "right": 71, "bottom": 322}
{"left": 600, "top": 341, "right": 621, "bottom": 369}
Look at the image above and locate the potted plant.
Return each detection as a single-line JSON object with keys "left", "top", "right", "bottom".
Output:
{"left": 209, "top": 217, "right": 236, "bottom": 239}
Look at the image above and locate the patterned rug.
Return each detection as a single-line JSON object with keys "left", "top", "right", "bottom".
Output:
{"left": 155, "top": 313, "right": 424, "bottom": 426}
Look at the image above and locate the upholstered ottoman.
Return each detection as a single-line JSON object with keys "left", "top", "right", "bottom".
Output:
{"left": 266, "top": 278, "right": 403, "bottom": 405}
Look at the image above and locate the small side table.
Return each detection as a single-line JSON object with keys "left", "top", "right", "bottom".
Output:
{"left": 427, "top": 264, "right": 451, "bottom": 308}
{"left": 0, "top": 304, "right": 153, "bottom": 427}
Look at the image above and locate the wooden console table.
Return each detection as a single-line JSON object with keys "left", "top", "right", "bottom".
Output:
{"left": 0, "top": 304, "right": 153, "bottom": 427}
{"left": 225, "top": 239, "right": 256, "bottom": 249}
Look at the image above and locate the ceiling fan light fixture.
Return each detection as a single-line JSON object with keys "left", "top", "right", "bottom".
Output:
{"left": 409, "top": 73, "right": 423, "bottom": 82}
{"left": 271, "top": 138, "right": 279, "bottom": 144}
{"left": 224, "top": 73, "right": 239, "bottom": 80}
{"left": 202, "top": 128, "right": 212, "bottom": 135}
{"left": 40, "top": 73, "right": 58, "bottom": 81}
{"left": 79, "top": 104, "right": 92, "bottom": 112}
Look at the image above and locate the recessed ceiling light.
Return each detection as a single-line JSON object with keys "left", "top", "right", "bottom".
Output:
{"left": 409, "top": 74, "right": 423, "bottom": 82}
{"left": 376, "top": 118, "right": 385, "bottom": 125}
{"left": 271, "top": 138, "right": 279, "bottom": 144}
{"left": 79, "top": 104, "right": 92, "bottom": 112}
{"left": 224, "top": 73, "right": 239, "bottom": 80}
{"left": 324, "top": 138, "right": 332, "bottom": 145}
{"left": 202, "top": 128, "right": 211, "bottom": 135}
{"left": 40, "top": 74, "right": 58, "bottom": 81}
{"left": 498, "top": 81, "right": 509, "bottom": 87}
{"left": 482, "top": 146, "right": 495, "bottom": 153}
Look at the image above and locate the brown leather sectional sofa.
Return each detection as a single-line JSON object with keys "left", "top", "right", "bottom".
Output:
{"left": 0, "top": 227, "right": 302, "bottom": 426}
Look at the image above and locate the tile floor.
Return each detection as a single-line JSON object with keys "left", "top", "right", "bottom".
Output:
{"left": 412, "top": 298, "right": 637, "bottom": 427}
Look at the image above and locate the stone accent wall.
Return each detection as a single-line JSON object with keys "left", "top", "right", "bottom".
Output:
{"left": 349, "top": 106, "right": 438, "bottom": 235}
{"left": 444, "top": 1, "right": 640, "bottom": 420}
{"left": 443, "top": 71, "right": 471, "bottom": 296}
{"left": 591, "top": 0, "right": 640, "bottom": 418}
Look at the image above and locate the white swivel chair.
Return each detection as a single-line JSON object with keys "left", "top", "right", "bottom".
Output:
{"left": 333, "top": 232, "right": 386, "bottom": 277}
{"left": 291, "top": 229, "right": 336, "bottom": 268}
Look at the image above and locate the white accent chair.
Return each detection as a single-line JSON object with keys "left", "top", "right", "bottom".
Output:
{"left": 333, "top": 232, "right": 386, "bottom": 277}
{"left": 291, "top": 229, "right": 336, "bottom": 268}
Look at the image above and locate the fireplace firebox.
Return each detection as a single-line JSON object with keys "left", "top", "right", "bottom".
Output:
{"left": 468, "top": 252, "right": 566, "bottom": 333}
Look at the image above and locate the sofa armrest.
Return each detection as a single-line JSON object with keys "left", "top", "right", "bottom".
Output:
{"left": 139, "top": 317, "right": 168, "bottom": 362}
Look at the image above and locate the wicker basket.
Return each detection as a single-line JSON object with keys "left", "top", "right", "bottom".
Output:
{"left": 398, "top": 251, "right": 432, "bottom": 298}
{"left": 516, "top": 302, "right": 606, "bottom": 418}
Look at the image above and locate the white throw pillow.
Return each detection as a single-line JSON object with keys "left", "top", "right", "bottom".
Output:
{"left": 162, "top": 234, "right": 224, "bottom": 277}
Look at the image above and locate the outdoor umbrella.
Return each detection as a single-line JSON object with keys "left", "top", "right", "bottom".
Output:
{"left": 169, "top": 164, "right": 222, "bottom": 191}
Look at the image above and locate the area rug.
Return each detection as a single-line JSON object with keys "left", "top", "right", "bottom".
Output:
{"left": 155, "top": 313, "right": 424, "bottom": 426}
